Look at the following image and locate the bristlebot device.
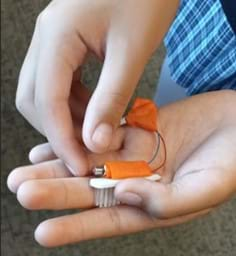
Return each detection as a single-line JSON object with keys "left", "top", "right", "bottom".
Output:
{"left": 89, "top": 98, "right": 166, "bottom": 208}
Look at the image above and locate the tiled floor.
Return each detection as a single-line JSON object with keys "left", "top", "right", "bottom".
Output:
{"left": 1, "top": 1, "right": 236, "bottom": 255}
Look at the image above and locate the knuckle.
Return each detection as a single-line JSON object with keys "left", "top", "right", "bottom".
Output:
{"left": 34, "top": 94, "right": 50, "bottom": 111}
{"left": 34, "top": 95, "right": 43, "bottom": 110}
{"left": 35, "top": 92, "right": 62, "bottom": 111}
{"left": 108, "top": 91, "right": 129, "bottom": 109}
{"left": 152, "top": 205, "right": 169, "bottom": 219}
{"left": 145, "top": 185, "right": 173, "bottom": 219}
{"left": 74, "top": 216, "right": 86, "bottom": 240}
{"left": 146, "top": 203, "right": 169, "bottom": 219}
{"left": 106, "top": 207, "right": 123, "bottom": 233}
{"left": 16, "top": 70, "right": 35, "bottom": 116}
{"left": 60, "top": 180, "right": 69, "bottom": 208}
{"left": 37, "top": 8, "right": 55, "bottom": 29}
{"left": 36, "top": 12, "right": 45, "bottom": 28}
{"left": 98, "top": 90, "right": 129, "bottom": 116}
{"left": 15, "top": 94, "right": 29, "bottom": 115}
{"left": 36, "top": 13, "right": 42, "bottom": 26}
{"left": 15, "top": 94, "right": 23, "bottom": 111}
{"left": 37, "top": 10, "right": 49, "bottom": 25}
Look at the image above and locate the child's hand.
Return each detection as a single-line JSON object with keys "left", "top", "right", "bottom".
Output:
{"left": 8, "top": 90, "right": 236, "bottom": 247}
{"left": 16, "top": 0, "right": 179, "bottom": 175}
{"left": 7, "top": 159, "right": 211, "bottom": 247}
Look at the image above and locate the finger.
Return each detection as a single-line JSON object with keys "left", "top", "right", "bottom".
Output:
{"left": 16, "top": 177, "right": 94, "bottom": 210}
{"left": 29, "top": 127, "right": 126, "bottom": 164}
{"left": 35, "top": 20, "right": 88, "bottom": 176}
{"left": 29, "top": 143, "right": 57, "bottom": 164}
{"left": 16, "top": 19, "right": 44, "bottom": 134}
{"left": 82, "top": 36, "right": 148, "bottom": 154}
{"left": 115, "top": 168, "right": 235, "bottom": 218}
{"left": 7, "top": 159, "right": 71, "bottom": 193}
{"left": 69, "top": 81, "right": 91, "bottom": 123}
{"left": 34, "top": 206, "right": 211, "bottom": 247}
{"left": 28, "top": 123, "right": 85, "bottom": 163}
{"left": 69, "top": 95, "right": 87, "bottom": 123}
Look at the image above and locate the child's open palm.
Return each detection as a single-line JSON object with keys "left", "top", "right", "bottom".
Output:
{"left": 7, "top": 90, "right": 236, "bottom": 247}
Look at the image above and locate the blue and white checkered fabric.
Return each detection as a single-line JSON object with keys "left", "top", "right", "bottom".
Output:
{"left": 164, "top": 0, "right": 236, "bottom": 95}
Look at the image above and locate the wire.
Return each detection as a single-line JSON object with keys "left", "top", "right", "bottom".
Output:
{"left": 148, "top": 131, "right": 167, "bottom": 172}
{"left": 148, "top": 131, "right": 161, "bottom": 165}
{"left": 155, "top": 132, "right": 167, "bottom": 171}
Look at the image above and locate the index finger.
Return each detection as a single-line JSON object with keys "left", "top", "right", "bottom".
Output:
{"left": 35, "top": 29, "right": 88, "bottom": 176}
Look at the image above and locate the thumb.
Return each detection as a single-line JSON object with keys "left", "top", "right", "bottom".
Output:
{"left": 82, "top": 41, "right": 148, "bottom": 153}
{"left": 114, "top": 168, "right": 235, "bottom": 218}
{"left": 114, "top": 178, "right": 172, "bottom": 217}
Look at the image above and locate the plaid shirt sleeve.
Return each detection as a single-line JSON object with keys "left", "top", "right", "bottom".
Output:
{"left": 164, "top": 0, "right": 236, "bottom": 95}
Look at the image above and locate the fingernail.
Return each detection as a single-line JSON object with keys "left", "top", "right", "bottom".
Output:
{"left": 116, "top": 192, "right": 143, "bottom": 207}
{"left": 92, "top": 123, "right": 113, "bottom": 149}
{"left": 65, "top": 163, "right": 76, "bottom": 176}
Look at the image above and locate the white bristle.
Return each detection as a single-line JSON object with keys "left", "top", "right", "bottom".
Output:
{"left": 95, "top": 189, "right": 97, "bottom": 206}
{"left": 112, "top": 191, "right": 117, "bottom": 206}
{"left": 108, "top": 188, "right": 113, "bottom": 207}
{"left": 95, "top": 189, "right": 99, "bottom": 206}
{"left": 104, "top": 188, "right": 108, "bottom": 207}
{"left": 99, "top": 189, "right": 104, "bottom": 207}
{"left": 93, "top": 188, "right": 116, "bottom": 208}
{"left": 90, "top": 174, "right": 161, "bottom": 208}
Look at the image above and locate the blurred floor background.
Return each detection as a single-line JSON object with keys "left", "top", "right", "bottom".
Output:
{"left": 1, "top": 1, "right": 236, "bottom": 255}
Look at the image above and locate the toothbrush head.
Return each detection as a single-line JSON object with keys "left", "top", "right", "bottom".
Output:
{"left": 90, "top": 174, "right": 161, "bottom": 208}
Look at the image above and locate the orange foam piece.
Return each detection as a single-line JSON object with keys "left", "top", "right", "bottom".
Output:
{"left": 104, "top": 161, "right": 152, "bottom": 179}
{"left": 125, "top": 98, "right": 158, "bottom": 132}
